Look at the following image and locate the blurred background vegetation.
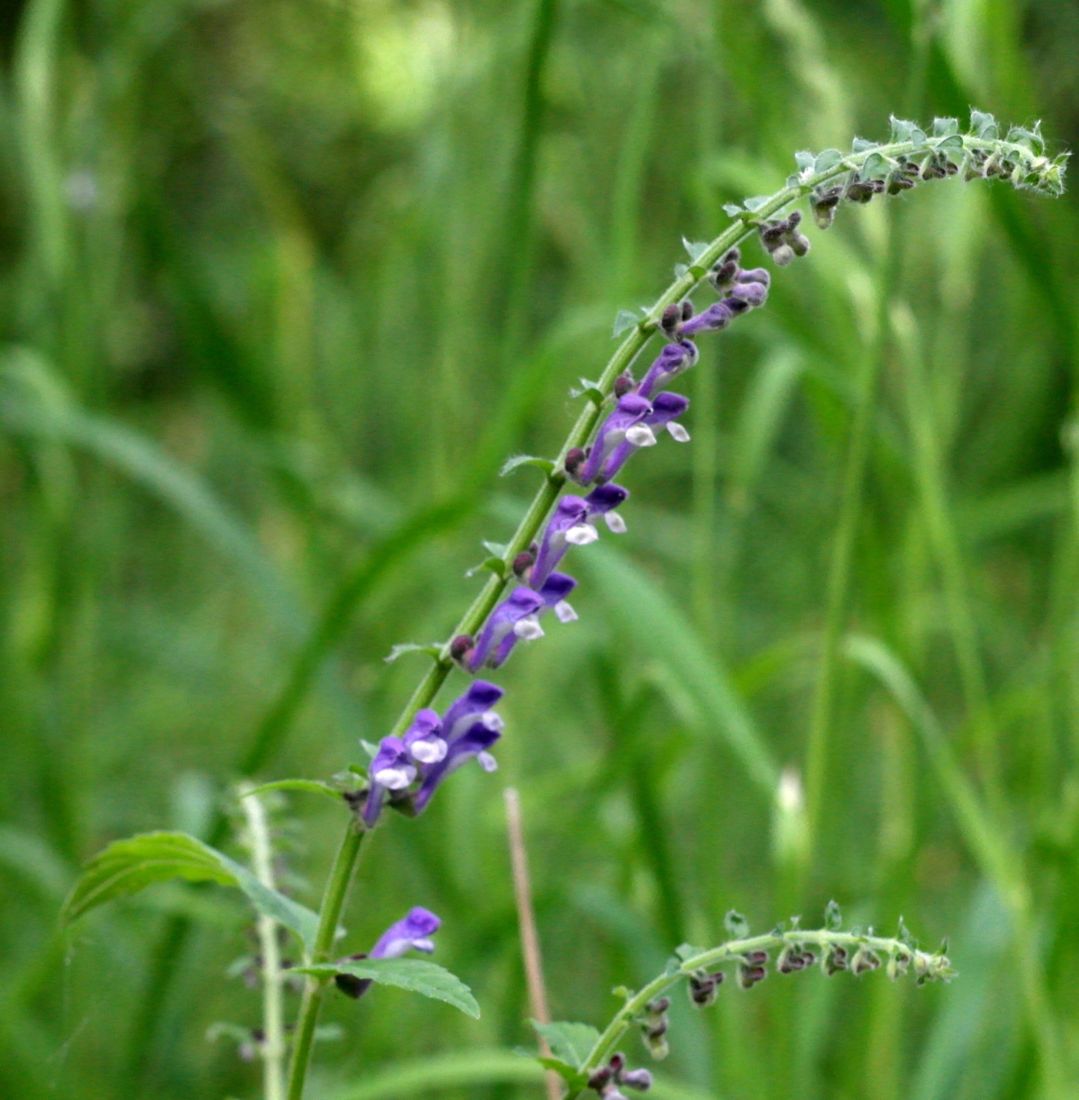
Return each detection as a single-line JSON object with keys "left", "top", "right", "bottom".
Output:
{"left": 2, "top": 0, "right": 1077, "bottom": 1097}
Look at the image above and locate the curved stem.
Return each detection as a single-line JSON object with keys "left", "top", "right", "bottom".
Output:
{"left": 568, "top": 928, "right": 952, "bottom": 1098}
{"left": 282, "top": 130, "right": 1044, "bottom": 1098}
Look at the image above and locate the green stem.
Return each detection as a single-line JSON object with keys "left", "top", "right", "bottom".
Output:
{"left": 285, "top": 825, "right": 365, "bottom": 1100}
{"left": 567, "top": 927, "right": 952, "bottom": 1097}
{"left": 239, "top": 784, "right": 287, "bottom": 1100}
{"left": 281, "top": 130, "right": 1042, "bottom": 1098}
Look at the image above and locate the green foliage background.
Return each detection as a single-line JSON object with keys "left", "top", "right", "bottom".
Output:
{"left": 1, "top": 0, "right": 1077, "bottom": 1097}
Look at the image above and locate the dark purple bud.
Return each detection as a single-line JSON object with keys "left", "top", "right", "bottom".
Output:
{"left": 743, "top": 950, "right": 769, "bottom": 965}
{"left": 660, "top": 303, "right": 682, "bottom": 338}
{"left": 739, "top": 964, "right": 767, "bottom": 988}
{"left": 565, "top": 446, "right": 588, "bottom": 476}
{"left": 588, "top": 1066, "right": 613, "bottom": 1089}
{"left": 449, "top": 634, "right": 474, "bottom": 662}
{"left": 789, "top": 232, "right": 811, "bottom": 257}
{"left": 646, "top": 996, "right": 671, "bottom": 1014}
{"left": 609, "top": 1053, "right": 626, "bottom": 1075}
{"left": 613, "top": 372, "right": 636, "bottom": 398}
{"left": 680, "top": 299, "right": 693, "bottom": 321}
{"left": 512, "top": 550, "right": 534, "bottom": 577}
{"left": 729, "top": 280, "right": 768, "bottom": 308}
{"left": 851, "top": 947, "right": 881, "bottom": 974}
{"left": 708, "top": 257, "right": 740, "bottom": 292}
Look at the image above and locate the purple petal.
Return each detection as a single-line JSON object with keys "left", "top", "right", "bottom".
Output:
{"left": 369, "top": 906, "right": 442, "bottom": 959}
{"left": 577, "top": 394, "right": 653, "bottom": 484}
{"left": 413, "top": 722, "right": 502, "bottom": 813}
{"left": 531, "top": 496, "right": 594, "bottom": 587}
{"left": 442, "top": 681, "right": 504, "bottom": 743}
{"left": 363, "top": 736, "right": 416, "bottom": 827}
{"left": 638, "top": 341, "right": 697, "bottom": 399}
{"left": 468, "top": 587, "right": 545, "bottom": 670}
{"left": 594, "top": 393, "right": 691, "bottom": 481}
{"left": 403, "top": 708, "right": 446, "bottom": 764}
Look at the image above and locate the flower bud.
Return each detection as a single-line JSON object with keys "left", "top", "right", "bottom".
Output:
{"left": 622, "top": 1068, "right": 654, "bottom": 1091}
{"left": 449, "top": 634, "right": 474, "bottom": 662}
{"left": 564, "top": 446, "right": 588, "bottom": 476}
{"left": 511, "top": 550, "right": 534, "bottom": 577}
{"left": 660, "top": 303, "right": 682, "bottom": 338}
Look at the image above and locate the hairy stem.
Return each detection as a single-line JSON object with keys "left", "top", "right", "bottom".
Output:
{"left": 285, "top": 825, "right": 364, "bottom": 1100}
{"left": 239, "top": 784, "right": 287, "bottom": 1100}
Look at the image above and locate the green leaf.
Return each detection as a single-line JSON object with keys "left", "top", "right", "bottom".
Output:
{"left": 970, "top": 109, "right": 998, "bottom": 139}
{"left": 532, "top": 1020, "right": 600, "bottom": 1069}
{"left": 824, "top": 899, "right": 843, "bottom": 930}
{"left": 722, "top": 201, "right": 745, "bottom": 217}
{"left": 499, "top": 454, "right": 556, "bottom": 478}
{"left": 889, "top": 115, "right": 916, "bottom": 143}
{"left": 241, "top": 778, "right": 342, "bottom": 802}
{"left": 932, "top": 117, "right": 959, "bottom": 137}
{"left": 681, "top": 237, "right": 709, "bottom": 262}
{"left": 861, "top": 151, "right": 890, "bottom": 179}
{"left": 724, "top": 909, "right": 749, "bottom": 938}
{"left": 294, "top": 958, "right": 479, "bottom": 1018}
{"left": 793, "top": 149, "right": 815, "bottom": 172}
{"left": 612, "top": 308, "right": 644, "bottom": 337}
{"left": 674, "top": 942, "right": 709, "bottom": 962}
{"left": 813, "top": 148, "right": 844, "bottom": 173}
{"left": 534, "top": 1055, "right": 587, "bottom": 1087}
{"left": 464, "top": 555, "right": 506, "bottom": 579}
{"left": 384, "top": 642, "right": 442, "bottom": 663}
{"left": 851, "top": 136, "right": 875, "bottom": 153}
{"left": 742, "top": 194, "right": 771, "bottom": 212}
{"left": 62, "top": 831, "right": 320, "bottom": 951}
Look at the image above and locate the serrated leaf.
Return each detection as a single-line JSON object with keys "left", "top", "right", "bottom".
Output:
{"left": 385, "top": 642, "right": 442, "bottom": 663}
{"left": 295, "top": 958, "right": 479, "bottom": 1018}
{"left": 813, "top": 148, "right": 843, "bottom": 174}
{"left": 241, "top": 778, "right": 342, "bottom": 802}
{"left": 824, "top": 899, "right": 843, "bottom": 930}
{"left": 612, "top": 309, "right": 643, "bottom": 337}
{"left": 681, "top": 237, "right": 709, "bottom": 262}
{"left": 499, "top": 454, "right": 556, "bottom": 478}
{"left": 724, "top": 909, "right": 749, "bottom": 938}
{"left": 932, "top": 117, "right": 959, "bottom": 137}
{"left": 1006, "top": 124, "right": 1044, "bottom": 154}
{"left": 62, "top": 831, "right": 320, "bottom": 951}
{"left": 532, "top": 1021, "right": 600, "bottom": 1069}
{"left": 970, "top": 109, "right": 998, "bottom": 139}
{"left": 722, "top": 201, "right": 745, "bottom": 217}
{"left": 743, "top": 195, "right": 771, "bottom": 212}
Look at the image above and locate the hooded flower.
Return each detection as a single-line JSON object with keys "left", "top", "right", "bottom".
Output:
{"left": 530, "top": 487, "right": 629, "bottom": 586}
{"left": 362, "top": 684, "right": 505, "bottom": 826}
{"left": 467, "top": 587, "right": 545, "bottom": 671}
{"left": 335, "top": 906, "right": 442, "bottom": 999}
{"left": 537, "top": 570, "right": 578, "bottom": 623}
{"left": 588, "top": 392, "right": 690, "bottom": 482}
{"left": 370, "top": 906, "right": 441, "bottom": 959}
{"left": 637, "top": 340, "right": 698, "bottom": 400}
{"left": 575, "top": 394, "right": 655, "bottom": 484}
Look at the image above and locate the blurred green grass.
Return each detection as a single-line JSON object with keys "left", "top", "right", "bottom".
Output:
{"left": 2, "top": 0, "right": 1078, "bottom": 1097}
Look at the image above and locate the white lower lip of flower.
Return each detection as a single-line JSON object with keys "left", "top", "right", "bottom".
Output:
{"left": 374, "top": 765, "right": 417, "bottom": 790}
{"left": 477, "top": 751, "right": 498, "bottom": 773}
{"left": 411, "top": 938, "right": 435, "bottom": 954}
{"left": 666, "top": 422, "right": 690, "bottom": 443}
{"left": 566, "top": 523, "right": 599, "bottom": 546}
{"left": 553, "top": 600, "right": 578, "bottom": 623}
{"left": 513, "top": 616, "right": 545, "bottom": 640}
{"left": 482, "top": 711, "right": 505, "bottom": 731}
{"left": 625, "top": 424, "right": 657, "bottom": 447}
{"left": 604, "top": 512, "right": 627, "bottom": 534}
{"left": 409, "top": 740, "right": 448, "bottom": 764}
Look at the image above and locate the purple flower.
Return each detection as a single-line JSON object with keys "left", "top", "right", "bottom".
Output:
{"left": 576, "top": 394, "right": 656, "bottom": 484}
{"left": 680, "top": 300, "right": 737, "bottom": 336}
{"left": 530, "top": 487, "right": 629, "bottom": 585}
{"left": 589, "top": 393, "right": 690, "bottom": 482}
{"left": 638, "top": 340, "right": 698, "bottom": 400}
{"left": 370, "top": 906, "right": 441, "bottom": 959}
{"left": 585, "top": 483, "right": 630, "bottom": 534}
{"left": 413, "top": 714, "right": 502, "bottom": 813}
{"left": 467, "top": 587, "right": 545, "bottom": 671}
{"left": 361, "top": 684, "right": 506, "bottom": 826}
{"left": 335, "top": 906, "right": 442, "bottom": 998}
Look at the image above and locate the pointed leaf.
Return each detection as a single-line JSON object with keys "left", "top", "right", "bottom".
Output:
{"left": 724, "top": 909, "right": 749, "bottom": 938}
{"left": 824, "top": 899, "right": 843, "bottom": 930}
{"left": 241, "top": 778, "right": 342, "bottom": 802}
{"left": 62, "top": 831, "right": 320, "bottom": 950}
{"left": 813, "top": 148, "right": 844, "bottom": 173}
{"left": 499, "top": 454, "right": 556, "bottom": 478}
{"left": 612, "top": 309, "right": 643, "bottom": 337}
{"left": 681, "top": 238, "right": 709, "bottom": 262}
{"left": 742, "top": 195, "right": 771, "bottom": 212}
{"left": 385, "top": 642, "right": 442, "bottom": 663}
{"left": 722, "top": 201, "right": 745, "bottom": 217}
{"left": 932, "top": 117, "right": 959, "bottom": 137}
{"left": 532, "top": 1020, "right": 601, "bottom": 1069}
{"left": 295, "top": 958, "right": 479, "bottom": 1018}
